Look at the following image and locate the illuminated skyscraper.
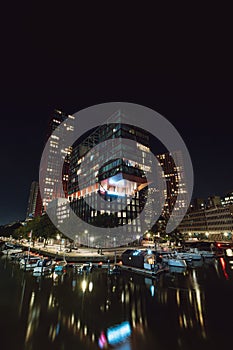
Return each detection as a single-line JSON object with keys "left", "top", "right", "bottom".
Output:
{"left": 26, "top": 181, "right": 40, "bottom": 219}
{"left": 157, "top": 151, "right": 188, "bottom": 217}
{"left": 68, "top": 116, "right": 153, "bottom": 238}
{"left": 40, "top": 109, "right": 75, "bottom": 211}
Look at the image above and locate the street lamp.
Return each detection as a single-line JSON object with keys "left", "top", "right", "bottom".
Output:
{"left": 113, "top": 237, "right": 117, "bottom": 264}
{"left": 224, "top": 232, "right": 228, "bottom": 240}
{"left": 90, "top": 236, "right": 94, "bottom": 250}
{"left": 57, "top": 234, "right": 61, "bottom": 251}
{"left": 75, "top": 235, "right": 79, "bottom": 248}
{"left": 84, "top": 230, "right": 89, "bottom": 247}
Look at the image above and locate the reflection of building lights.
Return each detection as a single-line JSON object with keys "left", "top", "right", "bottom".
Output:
{"left": 48, "top": 293, "right": 53, "bottom": 308}
{"left": 89, "top": 281, "right": 93, "bottom": 292}
{"left": 189, "top": 290, "right": 193, "bottom": 305}
{"left": 183, "top": 314, "right": 187, "bottom": 328}
{"left": 176, "top": 289, "right": 180, "bottom": 306}
{"left": 77, "top": 320, "right": 81, "bottom": 330}
{"left": 29, "top": 292, "right": 35, "bottom": 307}
{"left": 98, "top": 331, "right": 107, "bottom": 349}
{"left": 125, "top": 291, "right": 130, "bottom": 304}
{"left": 71, "top": 314, "right": 74, "bottom": 325}
{"left": 220, "top": 257, "right": 229, "bottom": 280}
{"left": 179, "top": 315, "right": 183, "bottom": 328}
{"left": 121, "top": 292, "right": 124, "bottom": 303}
{"left": 81, "top": 280, "right": 87, "bottom": 292}
{"left": 106, "top": 321, "right": 131, "bottom": 346}
{"left": 84, "top": 326, "right": 87, "bottom": 336}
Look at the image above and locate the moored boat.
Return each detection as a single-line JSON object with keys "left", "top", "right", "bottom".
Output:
{"left": 198, "top": 250, "right": 215, "bottom": 258}
{"left": 162, "top": 253, "right": 187, "bottom": 268}
{"left": 167, "top": 258, "right": 187, "bottom": 268}
{"left": 20, "top": 256, "right": 42, "bottom": 270}
{"left": 54, "top": 259, "right": 67, "bottom": 272}
{"left": 2, "top": 248, "right": 23, "bottom": 256}
{"left": 33, "top": 258, "right": 55, "bottom": 275}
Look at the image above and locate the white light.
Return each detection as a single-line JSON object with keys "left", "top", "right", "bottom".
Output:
{"left": 89, "top": 282, "right": 93, "bottom": 292}
{"left": 226, "top": 250, "right": 233, "bottom": 257}
{"left": 81, "top": 280, "right": 87, "bottom": 293}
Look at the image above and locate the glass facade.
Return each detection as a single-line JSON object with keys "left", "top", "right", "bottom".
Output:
{"left": 40, "top": 110, "right": 74, "bottom": 210}
{"left": 68, "top": 122, "right": 152, "bottom": 234}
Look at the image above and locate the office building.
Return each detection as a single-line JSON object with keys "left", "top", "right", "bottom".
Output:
{"left": 192, "top": 198, "right": 206, "bottom": 211}
{"left": 68, "top": 116, "right": 154, "bottom": 237}
{"left": 156, "top": 151, "right": 188, "bottom": 216}
{"left": 26, "top": 181, "right": 40, "bottom": 219}
{"left": 40, "top": 109, "right": 75, "bottom": 211}
{"left": 178, "top": 205, "right": 233, "bottom": 239}
{"left": 207, "top": 195, "right": 221, "bottom": 208}
{"left": 221, "top": 191, "right": 233, "bottom": 206}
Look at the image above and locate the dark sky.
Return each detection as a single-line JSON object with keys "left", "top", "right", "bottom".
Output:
{"left": 0, "top": 6, "right": 232, "bottom": 225}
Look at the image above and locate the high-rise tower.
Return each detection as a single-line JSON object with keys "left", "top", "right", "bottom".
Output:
{"left": 40, "top": 109, "right": 75, "bottom": 211}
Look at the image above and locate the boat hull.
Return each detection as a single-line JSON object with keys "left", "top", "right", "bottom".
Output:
{"left": 168, "top": 259, "right": 187, "bottom": 268}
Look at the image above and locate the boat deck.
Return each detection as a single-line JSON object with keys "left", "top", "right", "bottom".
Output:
{"left": 119, "top": 264, "right": 168, "bottom": 278}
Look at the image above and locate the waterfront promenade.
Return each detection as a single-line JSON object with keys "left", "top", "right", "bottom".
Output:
{"left": 0, "top": 237, "right": 135, "bottom": 263}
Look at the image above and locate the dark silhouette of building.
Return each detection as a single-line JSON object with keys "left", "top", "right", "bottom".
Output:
{"left": 26, "top": 181, "right": 40, "bottom": 219}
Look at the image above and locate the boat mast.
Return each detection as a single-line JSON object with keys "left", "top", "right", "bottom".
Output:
{"left": 28, "top": 230, "right": 32, "bottom": 259}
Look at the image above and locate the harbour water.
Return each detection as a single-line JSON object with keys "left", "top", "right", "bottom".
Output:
{"left": 0, "top": 255, "right": 233, "bottom": 350}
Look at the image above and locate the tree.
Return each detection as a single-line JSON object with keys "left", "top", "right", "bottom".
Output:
{"left": 14, "top": 214, "right": 62, "bottom": 242}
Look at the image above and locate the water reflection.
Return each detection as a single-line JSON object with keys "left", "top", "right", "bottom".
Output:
{"left": 1, "top": 256, "right": 233, "bottom": 349}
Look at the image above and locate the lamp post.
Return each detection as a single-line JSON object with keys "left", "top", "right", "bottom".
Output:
{"left": 136, "top": 235, "right": 140, "bottom": 246}
{"left": 84, "top": 230, "right": 89, "bottom": 248}
{"left": 224, "top": 232, "right": 228, "bottom": 240}
{"left": 90, "top": 236, "right": 94, "bottom": 252}
{"left": 75, "top": 235, "right": 78, "bottom": 248}
{"left": 146, "top": 232, "right": 151, "bottom": 239}
{"left": 57, "top": 234, "right": 61, "bottom": 251}
{"left": 113, "top": 237, "right": 117, "bottom": 264}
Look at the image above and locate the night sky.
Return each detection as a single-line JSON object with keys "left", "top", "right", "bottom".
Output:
{"left": 1, "top": 7, "right": 232, "bottom": 225}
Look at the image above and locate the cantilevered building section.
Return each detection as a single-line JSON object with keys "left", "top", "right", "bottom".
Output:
{"left": 68, "top": 119, "right": 154, "bottom": 236}
{"left": 40, "top": 109, "right": 75, "bottom": 211}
